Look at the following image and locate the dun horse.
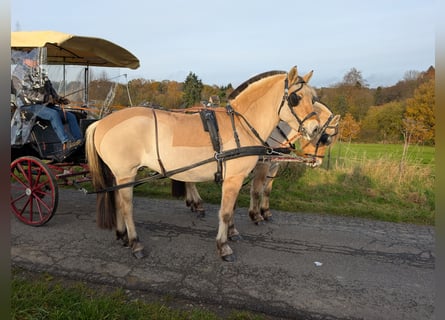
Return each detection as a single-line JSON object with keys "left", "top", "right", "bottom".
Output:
{"left": 248, "top": 101, "right": 340, "bottom": 223}
{"left": 176, "top": 101, "right": 340, "bottom": 224}
{"left": 85, "top": 66, "right": 320, "bottom": 262}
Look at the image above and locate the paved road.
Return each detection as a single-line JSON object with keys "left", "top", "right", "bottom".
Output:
{"left": 11, "top": 188, "right": 435, "bottom": 319}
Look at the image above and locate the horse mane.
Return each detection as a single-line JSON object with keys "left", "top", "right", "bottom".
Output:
{"left": 228, "top": 70, "right": 286, "bottom": 100}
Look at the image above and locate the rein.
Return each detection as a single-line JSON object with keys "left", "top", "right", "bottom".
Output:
{"left": 87, "top": 146, "right": 301, "bottom": 194}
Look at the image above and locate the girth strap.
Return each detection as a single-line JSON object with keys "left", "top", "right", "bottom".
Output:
{"left": 199, "top": 109, "right": 221, "bottom": 154}
{"left": 199, "top": 109, "right": 223, "bottom": 182}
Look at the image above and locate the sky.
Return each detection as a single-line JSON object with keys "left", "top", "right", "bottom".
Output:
{"left": 11, "top": 0, "right": 435, "bottom": 89}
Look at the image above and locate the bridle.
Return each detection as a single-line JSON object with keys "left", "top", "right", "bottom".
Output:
{"left": 277, "top": 77, "right": 318, "bottom": 138}
{"left": 273, "top": 99, "right": 338, "bottom": 159}
{"left": 301, "top": 100, "right": 339, "bottom": 159}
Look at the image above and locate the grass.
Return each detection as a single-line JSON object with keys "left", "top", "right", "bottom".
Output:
{"left": 130, "top": 142, "right": 435, "bottom": 225}
{"left": 11, "top": 268, "right": 267, "bottom": 320}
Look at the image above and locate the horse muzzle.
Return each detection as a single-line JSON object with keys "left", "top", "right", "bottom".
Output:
{"left": 300, "top": 119, "right": 320, "bottom": 141}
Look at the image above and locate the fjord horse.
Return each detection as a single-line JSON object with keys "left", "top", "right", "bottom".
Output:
{"left": 247, "top": 101, "right": 340, "bottom": 223}
{"left": 177, "top": 101, "right": 340, "bottom": 224}
{"left": 85, "top": 66, "right": 320, "bottom": 262}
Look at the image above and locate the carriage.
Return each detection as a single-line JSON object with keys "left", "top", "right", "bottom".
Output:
{"left": 10, "top": 30, "right": 140, "bottom": 226}
{"left": 10, "top": 31, "right": 339, "bottom": 261}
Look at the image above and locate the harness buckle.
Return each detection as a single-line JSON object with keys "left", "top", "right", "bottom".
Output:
{"left": 225, "top": 104, "right": 234, "bottom": 114}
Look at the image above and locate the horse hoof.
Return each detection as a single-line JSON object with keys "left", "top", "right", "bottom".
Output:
{"left": 132, "top": 249, "right": 145, "bottom": 259}
{"left": 254, "top": 220, "right": 266, "bottom": 226}
{"left": 221, "top": 254, "right": 236, "bottom": 262}
{"left": 228, "top": 234, "right": 243, "bottom": 242}
{"left": 261, "top": 210, "right": 273, "bottom": 221}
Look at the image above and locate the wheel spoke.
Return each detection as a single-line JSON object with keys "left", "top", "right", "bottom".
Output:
{"left": 11, "top": 170, "right": 30, "bottom": 189}
{"left": 33, "top": 179, "right": 52, "bottom": 195}
{"left": 34, "top": 193, "right": 52, "bottom": 215}
{"left": 11, "top": 192, "right": 28, "bottom": 206}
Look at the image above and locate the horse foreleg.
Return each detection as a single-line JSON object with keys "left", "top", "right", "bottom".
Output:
{"left": 216, "top": 175, "right": 244, "bottom": 262}
{"left": 115, "top": 183, "right": 145, "bottom": 259}
{"left": 185, "top": 182, "right": 205, "bottom": 217}
{"left": 260, "top": 162, "right": 280, "bottom": 221}
{"left": 228, "top": 214, "right": 242, "bottom": 241}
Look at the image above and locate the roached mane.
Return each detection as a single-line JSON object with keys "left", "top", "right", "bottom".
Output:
{"left": 228, "top": 71, "right": 286, "bottom": 100}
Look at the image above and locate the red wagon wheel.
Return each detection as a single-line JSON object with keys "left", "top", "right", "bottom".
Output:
{"left": 10, "top": 156, "right": 59, "bottom": 226}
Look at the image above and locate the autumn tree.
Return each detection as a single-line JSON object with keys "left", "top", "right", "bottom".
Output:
{"left": 339, "top": 112, "right": 360, "bottom": 142}
{"left": 319, "top": 68, "right": 373, "bottom": 121}
{"left": 403, "top": 77, "right": 435, "bottom": 145}
{"left": 182, "top": 72, "right": 203, "bottom": 108}
{"left": 360, "top": 101, "right": 404, "bottom": 143}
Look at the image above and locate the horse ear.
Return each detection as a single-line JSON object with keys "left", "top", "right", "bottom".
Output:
{"left": 288, "top": 66, "right": 298, "bottom": 83}
{"left": 332, "top": 114, "right": 341, "bottom": 125}
{"left": 302, "top": 70, "right": 314, "bottom": 83}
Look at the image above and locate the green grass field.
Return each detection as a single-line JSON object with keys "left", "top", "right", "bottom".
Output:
{"left": 131, "top": 142, "right": 435, "bottom": 225}
{"left": 328, "top": 142, "right": 435, "bottom": 167}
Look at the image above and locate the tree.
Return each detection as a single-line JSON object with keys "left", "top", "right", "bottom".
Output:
{"left": 339, "top": 113, "right": 360, "bottom": 142}
{"left": 360, "top": 102, "right": 404, "bottom": 143}
{"left": 403, "top": 78, "right": 435, "bottom": 145}
{"left": 341, "top": 67, "right": 368, "bottom": 88}
{"left": 403, "top": 70, "right": 420, "bottom": 82}
{"left": 182, "top": 72, "right": 203, "bottom": 108}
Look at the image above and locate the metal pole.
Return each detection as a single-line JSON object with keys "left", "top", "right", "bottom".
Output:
{"left": 84, "top": 66, "right": 89, "bottom": 106}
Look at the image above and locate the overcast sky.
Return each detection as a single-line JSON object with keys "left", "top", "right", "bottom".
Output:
{"left": 11, "top": 0, "right": 435, "bottom": 88}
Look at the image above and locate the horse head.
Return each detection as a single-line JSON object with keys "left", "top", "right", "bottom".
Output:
{"left": 278, "top": 66, "right": 320, "bottom": 141}
{"left": 300, "top": 101, "right": 341, "bottom": 167}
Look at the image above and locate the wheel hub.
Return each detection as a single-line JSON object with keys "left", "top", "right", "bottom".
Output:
{"left": 25, "top": 188, "right": 32, "bottom": 196}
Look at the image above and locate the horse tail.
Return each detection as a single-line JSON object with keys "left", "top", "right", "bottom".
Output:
{"left": 171, "top": 179, "right": 186, "bottom": 198}
{"left": 85, "top": 121, "right": 116, "bottom": 230}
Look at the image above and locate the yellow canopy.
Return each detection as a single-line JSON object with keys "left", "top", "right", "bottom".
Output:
{"left": 11, "top": 30, "right": 140, "bottom": 69}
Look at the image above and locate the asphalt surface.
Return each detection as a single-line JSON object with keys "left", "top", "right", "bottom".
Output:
{"left": 11, "top": 188, "right": 435, "bottom": 319}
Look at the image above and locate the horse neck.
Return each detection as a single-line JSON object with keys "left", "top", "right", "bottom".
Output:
{"left": 230, "top": 74, "right": 285, "bottom": 141}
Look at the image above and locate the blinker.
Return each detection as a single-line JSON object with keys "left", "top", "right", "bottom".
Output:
{"left": 319, "top": 133, "right": 332, "bottom": 146}
{"left": 287, "top": 92, "right": 301, "bottom": 107}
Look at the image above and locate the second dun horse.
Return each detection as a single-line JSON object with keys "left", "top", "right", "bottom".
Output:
{"left": 86, "top": 66, "right": 320, "bottom": 262}
{"left": 175, "top": 101, "right": 340, "bottom": 223}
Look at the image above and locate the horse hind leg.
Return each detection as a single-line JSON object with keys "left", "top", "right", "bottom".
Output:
{"left": 115, "top": 207, "right": 129, "bottom": 247}
{"left": 185, "top": 182, "right": 205, "bottom": 218}
{"left": 115, "top": 181, "right": 145, "bottom": 259}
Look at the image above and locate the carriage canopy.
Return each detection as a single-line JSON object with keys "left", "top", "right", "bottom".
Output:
{"left": 11, "top": 30, "right": 140, "bottom": 69}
